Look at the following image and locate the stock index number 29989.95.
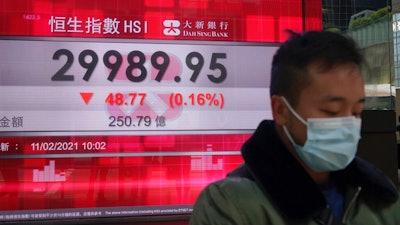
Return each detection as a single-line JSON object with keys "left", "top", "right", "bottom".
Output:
{"left": 51, "top": 49, "right": 227, "bottom": 84}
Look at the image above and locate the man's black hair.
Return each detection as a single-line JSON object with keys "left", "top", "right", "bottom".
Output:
{"left": 270, "top": 30, "right": 364, "bottom": 106}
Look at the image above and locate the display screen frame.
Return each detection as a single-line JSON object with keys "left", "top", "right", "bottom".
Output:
{"left": 0, "top": 0, "right": 322, "bottom": 223}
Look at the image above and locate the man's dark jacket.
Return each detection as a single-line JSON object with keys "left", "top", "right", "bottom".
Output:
{"left": 190, "top": 120, "right": 400, "bottom": 225}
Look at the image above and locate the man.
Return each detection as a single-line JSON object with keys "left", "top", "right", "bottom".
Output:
{"left": 189, "top": 30, "right": 400, "bottom": 224}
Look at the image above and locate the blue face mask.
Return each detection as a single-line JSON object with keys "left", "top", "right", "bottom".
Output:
{"left": 281, "top": 97, "right": 361, "bottom": 172}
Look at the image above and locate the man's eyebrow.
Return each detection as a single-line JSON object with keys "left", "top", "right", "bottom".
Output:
{"left": 358, "top": 97, "right": 366, "bottom": 103}
{"left": 322, "top": 96, "right": 366, "bottom": 103}
{"left": 321, "top": 95, "right": 345, "bottom": 102}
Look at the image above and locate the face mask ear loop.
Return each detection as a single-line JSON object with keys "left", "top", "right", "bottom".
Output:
{"left": 281, "top": 96, "right": 307, "bottom": 126}
{"left": 282, "top": 125, "right": 297, "bottom": 147}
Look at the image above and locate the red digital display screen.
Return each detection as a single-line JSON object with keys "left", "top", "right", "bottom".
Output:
{"left": 0, "top": 135, "right": 246, "bottom": 208}
{"left": 0, "top": 0, "right": 321, "bottom": 222}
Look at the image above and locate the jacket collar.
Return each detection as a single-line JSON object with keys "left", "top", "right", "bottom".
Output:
{"left": 240, "top": 120, "right": 399, "bottom": 220}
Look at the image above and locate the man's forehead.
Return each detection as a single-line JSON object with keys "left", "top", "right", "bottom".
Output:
{"left": 307, "top": 61, "right": 362, "bottom": 76}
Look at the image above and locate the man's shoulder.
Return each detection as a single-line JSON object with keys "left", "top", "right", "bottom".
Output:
{"left": 195, "top": 176, "right": 280, "bottom": 218}
{"left": 191, "top": 176, "right": 286, "bottom": 225}
{"left": 200, "top": 176, "right": 266, "bottom": 203}
{"left": 205, "top": 176, "right": 258, "bottom": 193}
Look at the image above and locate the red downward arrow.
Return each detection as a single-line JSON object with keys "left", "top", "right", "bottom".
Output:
{"left": 80, "top": 92, "right": 93, "bottom": 105}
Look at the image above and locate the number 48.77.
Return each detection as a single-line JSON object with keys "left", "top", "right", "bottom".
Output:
{"left": 105, "top": 92, "right": 146, "bottom": 106}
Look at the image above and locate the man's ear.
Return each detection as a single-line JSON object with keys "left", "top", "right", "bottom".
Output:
{"left": 271, "top": 95, "right": 288, "bottom": 126}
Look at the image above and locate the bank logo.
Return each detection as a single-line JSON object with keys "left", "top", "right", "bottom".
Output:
{"left": 163, "top": 20, "right": 180, "bottom": 36}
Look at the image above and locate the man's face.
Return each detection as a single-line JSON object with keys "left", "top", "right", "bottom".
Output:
{"left": 285, "top": 62, "right": 365, "bottom": 146}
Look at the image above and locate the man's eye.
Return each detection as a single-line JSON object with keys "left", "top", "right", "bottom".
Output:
{"left": 322, "top": 110, "right": 339, "bottom": 116}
